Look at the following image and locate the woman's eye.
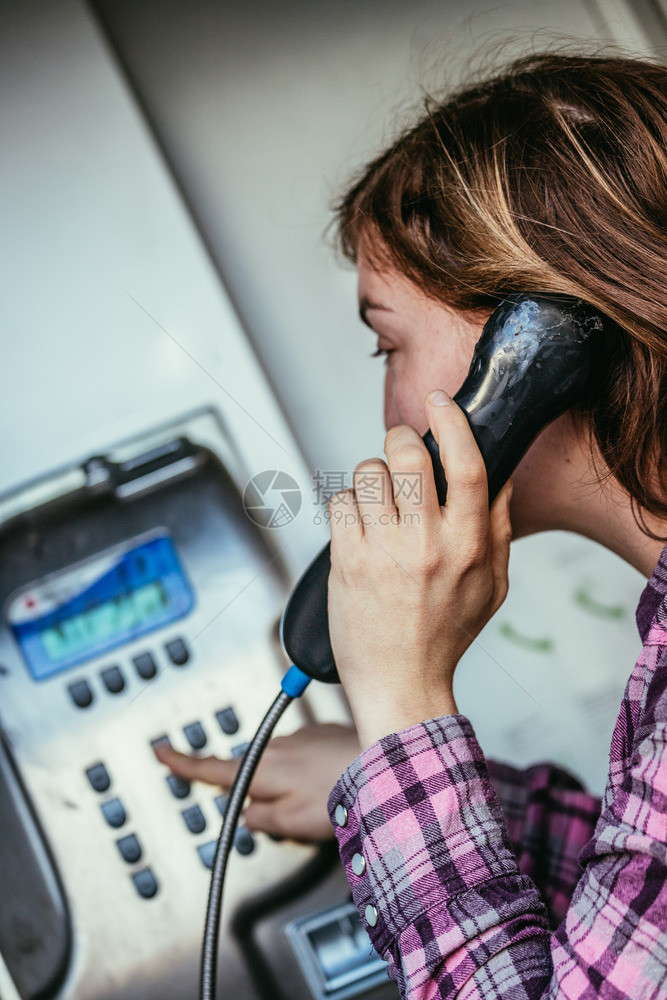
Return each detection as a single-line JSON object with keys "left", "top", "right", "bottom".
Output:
{"left": 370, "top": 348, "right": 394, "bottom": 359}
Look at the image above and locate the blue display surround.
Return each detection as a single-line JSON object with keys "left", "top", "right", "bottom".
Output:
{"left": 11, "top": 534, "right": 194, "bottom": 680}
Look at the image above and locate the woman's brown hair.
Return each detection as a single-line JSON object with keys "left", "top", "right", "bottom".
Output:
{"left": 334, "top": 52, "right": 667, "bottom": 538}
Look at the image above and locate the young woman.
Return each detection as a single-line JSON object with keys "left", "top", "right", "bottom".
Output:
{"left": 156, "top": 53, "right": 667, "bottom": 997}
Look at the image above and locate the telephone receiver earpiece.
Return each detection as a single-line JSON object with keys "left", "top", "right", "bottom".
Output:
{"left": 280, "top": 293, "right": 605, "bottom": 684}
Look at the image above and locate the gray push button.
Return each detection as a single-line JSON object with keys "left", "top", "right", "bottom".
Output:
{"left": 183, "top": 721, "right": 207, "bottom": 750}
{"left": 165, "top": 638, "right": 189, "bottom": 666}
{"left": 166, "top": 774, "right": 190, "bottom": 799}
{"left": 69, "top": 680, "right": 93, "bottom": 709}
{"left": 234, "top": 828, "right": 255, "bottom": 856}
{"left": 101, "top": 798, "right": 126, "bottom": 828}
{"left": 215, "top": 707, "right": 239, "bottom": 735}
{"left": 117, "top": 834, "right": 142, "bottom": 864}
{"left": 101, "top": 666, "right": 125, "bottom": 694}
{"left": 365, "top": 904, "right": 378, "bottom": 928}
{"left": 132, "top": 868, "right": 158, "bottom": 899}
{"left": 133, "top": 652, "right": 157, "bottom": 680}
{"left": 198, "top": 841, "right": 217, "bottom": 869}
{"left": 182, "top": 805, "right": 206, "bottom": 835}
{"left": 86, "top": 762, "right": 110, "bottom": 793}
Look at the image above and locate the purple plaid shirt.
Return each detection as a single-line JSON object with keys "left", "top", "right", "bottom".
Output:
{"left": 328, "top": 544, "right": 667, "bottom": 998}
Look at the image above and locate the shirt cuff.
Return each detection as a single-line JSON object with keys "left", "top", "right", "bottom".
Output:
{"left": 327, "top": 714, "right": 522, "bottom": 957}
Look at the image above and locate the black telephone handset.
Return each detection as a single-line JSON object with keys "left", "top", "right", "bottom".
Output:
{"left": 280, "top": 293, "right": 605, "bottom": 684}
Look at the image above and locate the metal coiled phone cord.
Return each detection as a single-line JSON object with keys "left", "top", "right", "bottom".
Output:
{"left": 200, "top": 665, "right": 311, "bottom": 1000}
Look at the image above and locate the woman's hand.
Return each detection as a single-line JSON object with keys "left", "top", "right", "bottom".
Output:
{"left": 327, "top": 389, "right": 513, "bottom": 750}
{"left": 153, "top": 723, "right": 360, "bottom": 842}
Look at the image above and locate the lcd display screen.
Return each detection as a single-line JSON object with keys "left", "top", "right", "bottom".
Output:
{"left": 9, "top": 534, "right": 194, "bottom": 679}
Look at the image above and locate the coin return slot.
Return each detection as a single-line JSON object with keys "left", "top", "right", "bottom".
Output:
{"left": 285, "top": 901, "right": 388, "bottom": 1000}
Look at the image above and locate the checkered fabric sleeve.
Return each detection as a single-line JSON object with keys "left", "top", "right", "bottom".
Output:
{"left": 327, "top": 544, "right": 667, "bottom": 998}
{"left": 486, "top": 760, "right": 601, "bottom": 927}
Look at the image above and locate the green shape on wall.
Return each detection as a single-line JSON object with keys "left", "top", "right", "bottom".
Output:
{"left": 573, "top": 585, "right": 626, "bottom": 620}
{"left": 498, "top": 622, "right": 555, "bottom": 652}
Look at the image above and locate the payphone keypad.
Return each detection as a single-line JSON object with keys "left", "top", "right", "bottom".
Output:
{"left": 152, "top": 706, "right": 258, "bottom": 868}
{"left": 82, "top": 694, "right": 258, "bottom": 911}
{"left": 0, "top": 419, "right": 350, "bottom": 999}
{"left": 197, "top": 828, "right": 255, "bottom": 869}
{"left": 67, "top": 633, "right": 189, "bottom": 712}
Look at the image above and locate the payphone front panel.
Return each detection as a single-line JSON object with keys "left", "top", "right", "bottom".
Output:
{"left": 0, "top": 410, "right": 323, "bottom": 1000}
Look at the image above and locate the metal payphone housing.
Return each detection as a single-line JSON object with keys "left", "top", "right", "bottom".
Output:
{"left": 0, "top": 408, "right": 398, "bottom": 1000}
{"left": 0, "top": 409, "right": 316, "bottom": 999}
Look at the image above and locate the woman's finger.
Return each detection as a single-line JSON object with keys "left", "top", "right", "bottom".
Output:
{"left": 384, "top": 424, "right": 442, "bottom": 527}
{"left": 243, "top": 799, "right": 285, "bottom": 837}
{"left": 153, "top": 742, "right": 284, "bottom": 799}
{"left": 352, "top": 458, "right": 397, "bottom": 534}
{"left": 425, "top": 389, "right": 488, "bottom": 530}
{"left": 153, "top": 743, "right": 240, "bottom": 786}
{"left": 329, "top": 487, "right": 363, "bottom": 564}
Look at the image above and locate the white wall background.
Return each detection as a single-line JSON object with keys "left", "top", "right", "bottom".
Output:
{"left": 2, "top": 0, "right": 665, "bottom": 793}
{"left": 0, "top": 0, "right": 328, "bottom": 580}
{"left": 92, "top": 0, "right": 657, "bottom": 478}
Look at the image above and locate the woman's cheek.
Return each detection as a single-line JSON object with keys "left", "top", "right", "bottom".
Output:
{"left": 384, "top": 374, "right": 433, "bottom": 437}
{"left": 383, "top": 371, "right": 401, "bottom": 430}
{"left": 503, "top": 415, "right": 577, "bottom": 538}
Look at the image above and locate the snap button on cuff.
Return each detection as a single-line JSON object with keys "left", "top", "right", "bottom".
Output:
{"left": 365, "top": 903, "right": 378, "bottom": 927}
{"left": 351, "top": 852, "right": 366, "bottom": 876}
{"left": 334, "top": 803, "right": 348, "bottom": 828}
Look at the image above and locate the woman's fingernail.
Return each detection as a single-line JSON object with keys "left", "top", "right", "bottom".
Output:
{"left": 427, "top": 389, "right": 452, "bottom": 406}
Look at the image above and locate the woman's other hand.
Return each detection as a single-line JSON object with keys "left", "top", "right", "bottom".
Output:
{"left": 153, "top": 723, "right": 360, "bottom": 842}
{"left": 327, "top": 389, "right": 513, "bottom": 749}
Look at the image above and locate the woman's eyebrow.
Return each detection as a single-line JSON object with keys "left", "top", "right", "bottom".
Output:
{"left": 358, "top": 297, "right": 394, "bottom": 327}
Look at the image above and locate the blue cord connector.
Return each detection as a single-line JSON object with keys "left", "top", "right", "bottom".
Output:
{"left": 281, "top": 664, "right": 311, "bottom": 698}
